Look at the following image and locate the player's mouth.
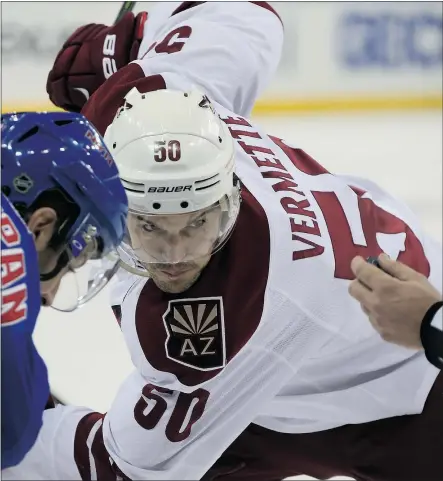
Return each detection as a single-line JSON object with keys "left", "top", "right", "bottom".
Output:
{"left": 159, "top": 266, "right": 193, "bottom": 279}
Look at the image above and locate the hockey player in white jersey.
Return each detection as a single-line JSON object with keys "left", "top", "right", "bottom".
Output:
{"left": 8, "top": 2, "right": 440, "bottom": 480}
{"left": 4, "top": 84, "right": 442, "bottom": 480}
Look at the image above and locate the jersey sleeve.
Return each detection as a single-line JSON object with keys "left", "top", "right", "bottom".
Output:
{"left": 136, "top": 1, "right": 283, "bottom": 116}
{"left": 1, "top": 195, "right": 50, "bottom": 469}
{"left": 82, "top": 1, "right": 283, "bottom": 135}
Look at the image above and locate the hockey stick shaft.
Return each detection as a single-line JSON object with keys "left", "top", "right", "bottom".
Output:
{"left": 115, "top": 1, "right": 137, "bottom": 23}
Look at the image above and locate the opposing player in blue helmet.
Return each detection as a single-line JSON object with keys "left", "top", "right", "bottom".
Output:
{"left": 1, "top": 111, "right": 128, "bottom": 468}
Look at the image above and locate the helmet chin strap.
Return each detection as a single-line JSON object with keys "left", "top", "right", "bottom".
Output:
{"left": 39, "top": 250, "right": 70, "bottom": 282}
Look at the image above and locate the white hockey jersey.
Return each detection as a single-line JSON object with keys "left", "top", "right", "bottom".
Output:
{"left": 3, "top": 3, "right": 441, "bottom": 481}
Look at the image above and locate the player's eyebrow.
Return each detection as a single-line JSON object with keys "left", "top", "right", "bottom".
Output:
{"left": 136, "top": 215, "right": 160, "bottom": 228}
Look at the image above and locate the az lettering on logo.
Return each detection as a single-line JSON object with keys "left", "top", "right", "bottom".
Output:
{"left": 180, "top": 337, "right": 216, "bottom": 357}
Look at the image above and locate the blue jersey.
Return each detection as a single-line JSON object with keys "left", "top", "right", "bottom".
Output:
{"left": 1, "top": 193, "right": 50, "bottom": 468}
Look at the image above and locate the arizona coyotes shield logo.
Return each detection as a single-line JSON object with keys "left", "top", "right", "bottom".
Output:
{"left": 162, "top": 297, "right": 226, "bottom": 371}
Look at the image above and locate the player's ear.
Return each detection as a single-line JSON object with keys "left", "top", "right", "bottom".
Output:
{"left": 27, "top": 207, "right": 58, "bottom": 252}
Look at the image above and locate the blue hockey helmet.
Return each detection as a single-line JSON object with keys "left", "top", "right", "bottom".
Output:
{"left": 1, "top": 111, "right": 128, "bottom": 309}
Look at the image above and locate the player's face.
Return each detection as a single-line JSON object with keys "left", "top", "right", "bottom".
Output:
{"left": 29, "top": 207, "right": 112, "bottom": 309}
{"left": 126, "top": 206, "right": 223, "bottom": 293}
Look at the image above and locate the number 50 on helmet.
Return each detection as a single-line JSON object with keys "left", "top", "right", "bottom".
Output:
{"left": 104, "top": 88, "right": 241, "bottom": 273}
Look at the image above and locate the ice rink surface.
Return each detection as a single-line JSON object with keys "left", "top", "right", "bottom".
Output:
{"left": 34, "top": 111, "right": 442, "bottom": 481}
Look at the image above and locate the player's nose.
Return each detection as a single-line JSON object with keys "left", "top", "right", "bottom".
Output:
{"left": 162, "top": 236, "right": 187, "bottom": 263}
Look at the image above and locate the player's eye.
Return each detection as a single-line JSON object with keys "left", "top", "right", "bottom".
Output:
{"left": 141, "top": 222, "right": 158, "bottom": 233}
{"left": 188, "top": 217, "right": 206, "bottom": 229}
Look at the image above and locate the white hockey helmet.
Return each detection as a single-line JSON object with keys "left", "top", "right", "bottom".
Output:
{"left": 104, "top": 87, "right": 240, "bottom": 273}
